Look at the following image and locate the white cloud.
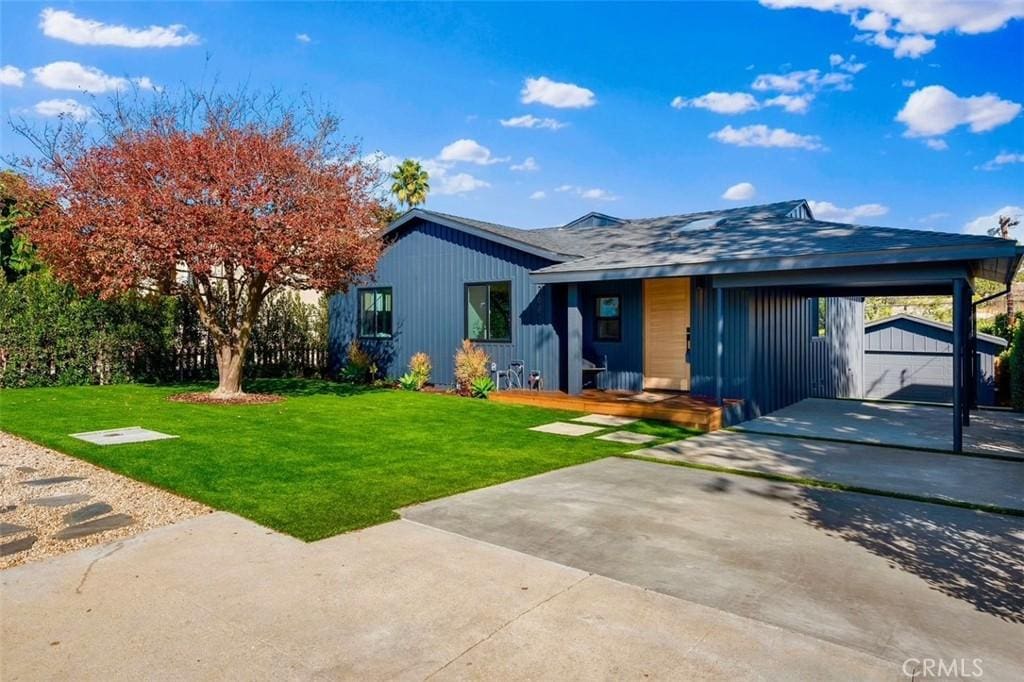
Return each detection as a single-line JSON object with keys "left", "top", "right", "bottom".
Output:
{"left": 722, "top": 182, "right": 757, "bottom": 201}
{"left": 520, "top": 76, "right": 596, "bottom": 109}
{"left": 893, "top": 34, "right": 936, "bottom": 58}
{"left": 510, "top": 157, "right": 539, "bottom": 172}
{"left": 901, "top": 79, "right": 916, "bottom": 88}
{"left": 553, "top": 185, "right": 619, "bottom": 201}
{"left": 32, "top": 61, "right": 156, "bottom": 94}
{"left": 924, "top": 138, "right": 948, "bottom": 151}
{"left": 0, "top": 65, "right": 25, "bottom": 87}
{"left": 580, "top": 188, "right": 618, "bottom": 201}
{"left": 33, "top": 98, "right": 92, "bottom": 121}
{"left": 764, "top": 94, "right": 814, "bottom": 113}
{"left": 499, "top": 114, "right": 567, "bottom": 130}
{"left": 896, "top": 85, "right": 1021, "bottom": 137}
{"left": 361, "top": 152, "right": 402, "bottom": 176}
{"left": 530, "top": 190, "right": 546, "bottom": 200}
{"left": 415, "top": 159, "right": 490, "bottom": 196}
{"left": 963, "top": 206, "right": 1023, "bottom": 236}
{"left": 438, "top": 173, "right": 490, "bottom": 195}
{"left": 808, "top": 200, "right": 889, "bottom": 223}
{"left": 673, "top": 91, "right": 759, "bottom": 114}
{"left": 752, "top": 69, "right": 820, "bottom": 93}
{"left": 710, "top": 124, "right": 824, "bottom": 150}
{"left": 977, "top": 152, "right": 1024, "bottom": 171}
{"left": 761, "top": 1, "right": 1024, "bottom": 58}
{"left": 296, "top": 33, "right": 311, "bottom": 43}
{"left": 438, "top": 139, "right": 509, "bottom": 165}
{"left": 829, "top": 54, "right": 867, "bottom": 73}
{"left": 39, "top": 8, "right": 199, "bottom": 48}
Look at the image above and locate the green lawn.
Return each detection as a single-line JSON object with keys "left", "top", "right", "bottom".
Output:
{"left": 0, "top": 379, "right": 696, "bottom": 540}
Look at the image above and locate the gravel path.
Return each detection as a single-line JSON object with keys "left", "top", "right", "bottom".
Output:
{"left": 1, "top": 432, "right": 211, "bottom": 570}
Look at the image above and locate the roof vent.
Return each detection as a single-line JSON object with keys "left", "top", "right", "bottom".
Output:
{"left": 675, "top": 217, "right": 723, "bottom": 233}
{"left": 562, "top": 212, "right": 624, "bottom": 229}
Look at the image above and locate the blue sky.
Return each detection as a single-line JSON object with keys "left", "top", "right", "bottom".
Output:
{"left": 1, "top": 1, "right": 1022, "bottom": 235}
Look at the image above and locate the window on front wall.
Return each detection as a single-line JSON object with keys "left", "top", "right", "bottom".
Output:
{"left": 595, "top": 295, "right": 621, "bottom": 341}
{"left": 466, "top": 281, "right": 512, "bottom": 342}
{"left": 359, "top": 287, "right": 393, "bottom": 338}
{"left": 812, "top": 297, "right": 828, "bottom": 337}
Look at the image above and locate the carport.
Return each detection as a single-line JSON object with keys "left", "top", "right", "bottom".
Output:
{"left": 709, "top": 249, "right": 1022, "bottom": 452}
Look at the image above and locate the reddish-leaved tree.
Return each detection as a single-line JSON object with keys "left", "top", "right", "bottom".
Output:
{"left": 13, "top": 90, "right": 383, "bottom": 398}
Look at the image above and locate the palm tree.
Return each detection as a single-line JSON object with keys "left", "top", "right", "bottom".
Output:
{"left": 390, "top": 159, "right": 430, "bottom": 209}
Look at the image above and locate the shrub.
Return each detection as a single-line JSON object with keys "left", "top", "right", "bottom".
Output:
{"left": 342, "top": 340, "right": 376, "bottom": 384}
{"left": 454, "top": 339, "right": 490, "bottom": 395}
{"left": 986, "top": 312, "right": 1024, "bottom": 344}
{"left": 0, "top": 270, "right": 177, "bottom": 387}
{"left": 1010, "top": 323, "right": 1024, "bottom": 412}
{"left": 470, "top": 376, "right": 495, "bottom": 399}
{"left": 398, "top": 372, "right": 420, "bottom": 391}
{"left": 409, "top": 352, "right": 432, "bottom": 389}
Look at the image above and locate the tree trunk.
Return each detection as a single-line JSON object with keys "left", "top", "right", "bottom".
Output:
{"left": 212, "top": 343, "right": 247, "bottom": 398}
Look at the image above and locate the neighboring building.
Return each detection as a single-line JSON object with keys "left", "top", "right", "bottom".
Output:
{"left": 329, "top": 199, "right": 1022, "bottom": 447}
{"left": 864, "top": 314, "right": 1008, "bottom": 405}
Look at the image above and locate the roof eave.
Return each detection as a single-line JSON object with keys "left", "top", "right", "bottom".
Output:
{"left": 384, "top": 209, "right": 576, "bottom": 263}
{"left": 530, "top": 242, "right": 1021, "bottom": 284}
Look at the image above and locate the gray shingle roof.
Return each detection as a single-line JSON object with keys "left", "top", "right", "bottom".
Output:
{"left": 388, "top": 200, "right": 1022, "bottom": 282}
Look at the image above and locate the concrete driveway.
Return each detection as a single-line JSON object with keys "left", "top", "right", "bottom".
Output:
{"left": 732, "top": 398, "right": 1024, "bottom": 457}
{"left": 2, "top": 508, "right": 901, "bottom": 680}
{"left": 632, "top": 430, "right": 1024, "bottom": 511}
{"left": 404, "top": 458, "right": 1024, "bottom": 679}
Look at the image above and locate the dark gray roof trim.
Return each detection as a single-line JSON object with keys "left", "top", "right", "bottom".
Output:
{"left": 385, "top": 209, "right": 576, "bottom": 262}
{"left": 866, "top": 314, "right": 1008, "bottom": 347}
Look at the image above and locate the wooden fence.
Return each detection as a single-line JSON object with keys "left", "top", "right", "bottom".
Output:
{"left": 174, "top": 344, "right": 327, "bottom": 380}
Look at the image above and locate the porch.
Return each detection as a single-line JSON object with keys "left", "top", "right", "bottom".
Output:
{"left": 489, "top": 388, "right": 743, "bottom": 431}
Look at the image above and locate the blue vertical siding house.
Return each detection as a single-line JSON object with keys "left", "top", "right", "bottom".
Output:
{"left": 330, "top": 200, "right": 1022, "bottom": 447}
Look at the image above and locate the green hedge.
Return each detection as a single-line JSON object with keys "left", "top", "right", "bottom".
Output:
{"left": 0, "top": 272, "right": 328, "bottom": 388}
{"left": 0, "top": 271, "right": 178, "bottom": 387}
{"left": 1009, "top": 323, "right": 1024, "bottom": 412}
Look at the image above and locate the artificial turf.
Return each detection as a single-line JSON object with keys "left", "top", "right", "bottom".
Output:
{"left": 0, "top": 379, "right": 697, "bottom": 540}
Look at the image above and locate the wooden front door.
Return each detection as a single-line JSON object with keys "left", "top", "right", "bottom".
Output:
{"left": 643, "top": 278, "right": 691, "bottom": 390}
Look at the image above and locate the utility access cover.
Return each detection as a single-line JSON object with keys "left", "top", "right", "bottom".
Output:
{"left": 71, "top": 427, "right": 178, "bottom": 446}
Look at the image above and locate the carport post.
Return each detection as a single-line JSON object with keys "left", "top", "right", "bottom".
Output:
{"left": 952, "top": 279, "right": 966, "bottom": 453}
{"left": 714, "top": 286, "right": 724, "bottom": 406}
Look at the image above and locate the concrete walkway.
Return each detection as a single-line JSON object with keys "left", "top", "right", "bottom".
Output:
{"left": 405, "top": 459, "right": 1024, "bottom": 679}
{"left": 732, "top": 398, "right": 1024, "bottom": 456}
{"left": 632, "top": 430, "right": 1024, "bottom": 511}
{"left": 1, "top": 510, "right": 902, "bottom": 680}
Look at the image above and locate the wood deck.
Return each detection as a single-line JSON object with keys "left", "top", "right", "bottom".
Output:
{"left": 489, "top": 389, "right": 741, "bottom": 431}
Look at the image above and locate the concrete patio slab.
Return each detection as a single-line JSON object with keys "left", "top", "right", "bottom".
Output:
{"left": 528, "top": 421, "right": 603, "bottom": 436}
{"left": 571, "top": 413, "right": 639, "bottom": 427}
{"left": 404, "top": 458, "right": 1024, "bottom": 678}
{"left": 70, "top": 426, "right": 178, "bottom": 446}
{"left": 596, "top": 430, "right": 658, "bottom": 444}
{"left": 632, "top": 430, "right": 1024, "bottom": 511}
{"left": 1, "top": 511, "right": 903, "bottom": 680}
{"left": 732, "top": 398, "right": 1024, "bottom": 456}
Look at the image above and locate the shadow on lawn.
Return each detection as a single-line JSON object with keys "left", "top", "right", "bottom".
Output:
{"left": 167, "top": 378, "right": 385, "bottom": 398}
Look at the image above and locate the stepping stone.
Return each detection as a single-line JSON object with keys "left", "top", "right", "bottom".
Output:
{"left": 64, "top": 502, "right": 113, "bottom": 525}
{"left": 0, "top": 522, "right": 31, "bottom": 538}
{"left": 1, "top": 535, "right": 37, "bottom": 556}
{"left": 15, "top": 466, "right": 37, "bottom": 473}
{"left": 0, "top": 505, "right": 16, "bottom": 514}
{"left": 529, "top": 422, "right": 604, "bottom": 437}
{"left": 22, "top": 476, "right": 85, "bottom": 487}
{"left": 596, "top": 430, "right": 658, "bottom": 445}
{"left": 71, "top": 426, "right": 177, "bottom": 446}
{"left": 572, "top": 414, "right": 639, "bottom": 427}
{"left": 55, "top": 513, "right": 133, "bottom": 541}
{"left": 28, "top": 494, "right": 91, "bottom": 508}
